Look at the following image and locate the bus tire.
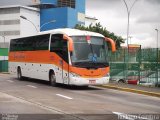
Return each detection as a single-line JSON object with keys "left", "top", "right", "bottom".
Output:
{"left": 17, "top": 67, "right": 23, "bottom": 80}
{"left": 118, "top": 79, "right": 125, "bottom": 83}
{"left": 49, "top": 71, "right": 56, "bottom": 87}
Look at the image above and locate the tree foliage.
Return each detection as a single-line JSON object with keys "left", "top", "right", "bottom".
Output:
{"left": 75, "top": 23, "right": 125, "bottom": 49}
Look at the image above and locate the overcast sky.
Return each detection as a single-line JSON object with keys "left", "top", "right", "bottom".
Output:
{"left": 86, "top": 0, "right": 160, "bottom": 48}
{"left": 0, "top": 0, "right": 160, "bottom": 48}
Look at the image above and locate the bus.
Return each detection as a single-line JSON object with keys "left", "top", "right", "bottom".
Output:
{"left": 9, "top": 28, "right": 116, "bottom": 86}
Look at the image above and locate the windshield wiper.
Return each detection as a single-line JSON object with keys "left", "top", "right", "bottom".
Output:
{"left": 73, "top": 62, "right": 98, "bottom": 69}
{"left": 94, "top": 62, "right": 109, "bottom": 67}
{"left": 73, "top": 62, "right": 108, "bottom": 69}
{"left": 88, "top": 62, "right": 109, "bottom": 68}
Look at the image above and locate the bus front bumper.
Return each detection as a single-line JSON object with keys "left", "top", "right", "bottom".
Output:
{"left": 69, "top": 76, "right": 109, "bottom": 86}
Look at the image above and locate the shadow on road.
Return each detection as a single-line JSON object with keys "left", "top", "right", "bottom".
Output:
{"left": 13, "top": 77, "right": 102, "bottom": 91}
{"left": 56, "top": 84, "right": 102, "bottom": 91}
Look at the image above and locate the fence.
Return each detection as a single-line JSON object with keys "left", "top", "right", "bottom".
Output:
{"left": 0, "top": 60, "right": 8, "bottom": 72}
{"left": 109, "top": 47, "right": 160, "bottom": 87}
{"left": 0, "top": 47, "right": 160, "bottom": 87}
{"left": 0, "top": 48, "right": 8, "bottom": 72}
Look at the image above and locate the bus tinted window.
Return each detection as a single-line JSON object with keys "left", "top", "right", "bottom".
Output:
{"left": 50, "top": 34, "right": 63, "bottom": 51}
{"left": 50, "top": 34, "right": 68, "bottom": 63}
{"left": 35, "top": 34, "right": 50, "bottom": 50}
{"left": 10, "top": 34, "right": 50, "bottom": 51}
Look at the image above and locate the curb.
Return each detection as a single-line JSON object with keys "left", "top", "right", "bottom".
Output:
{"left": 0, "top": 72, "right": 9, "bottom": 74}
{"left": 99, "top": 85, "right": 160, "bottom": 98}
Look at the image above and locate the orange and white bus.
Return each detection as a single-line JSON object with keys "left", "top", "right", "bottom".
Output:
{"left": 9, "top": 28, "right": 116, "bottom": 86}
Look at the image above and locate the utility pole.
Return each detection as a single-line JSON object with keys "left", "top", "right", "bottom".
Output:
{"left": 20, "top": 15, "right": 39, "bottom": 32}
{"left": 155, "top": 28, "right": 159, "bottom": 87}
{"left": 20, "top": 15, "right": 56, "bottom": 32}
{"left": 122, "top": 0, "right": 138, "bottom": 80}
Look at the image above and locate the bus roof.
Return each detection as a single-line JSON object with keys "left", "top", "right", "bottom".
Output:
{"left": 40, "top": 28, "right": 104, "bottom": 38}
{"left": 12, "top": 28, "right": 105, "bottom": 40}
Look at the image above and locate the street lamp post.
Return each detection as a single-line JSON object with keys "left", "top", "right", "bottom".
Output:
{"left": 155, "top": 28, "right": 159, "bottom": 87}
{"left": 20, "top": 15, "right": 56, "bottom": 32}
{"left": 155, "top": 29, "right": 159, "bottom": 49}
{"left": 123, "top": 0, "right": 137, "bottom": 48}
{"left": 122, "top": 0, "right": 137, "bottom": 80}
{"left": 40, "top": 20, "right": 56, "bottom": 31}
{"left": 129, "top": 36, "right": 132, "bottom": 44}
{"left": 20, "top": 15, "right": 39, "bottom": 32}
{"left": 1, "top": 36, "right": 5, "bottom": 46}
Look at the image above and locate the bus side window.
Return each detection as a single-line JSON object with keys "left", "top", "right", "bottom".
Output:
{"left": 34, "top": 34, "right": 50, "bottom": 50}
{"left": 50, "top": 34, "right": 63, "bottom": 52}
{"left": 50, "top": 34, "right": 68, "bottom": 63}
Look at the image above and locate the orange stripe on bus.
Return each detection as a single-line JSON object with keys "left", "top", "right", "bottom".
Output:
{"left": 9, "top": 51, "right": 109, "bottom": 78}
{"left": 70, "top": 66, "right": 109, "bottom": 78}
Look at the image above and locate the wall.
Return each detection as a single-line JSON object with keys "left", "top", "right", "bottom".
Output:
{"left": 40, "top": 7, "right": 68, "bottom": 31}
{"left": 20, "top": 7, "right": 40, "bottom": 37}
{"left": 76, "top": 0, "right": 85, "bottom": 13}
{"left": 67, "top": 7, "right": 77, "bottom": 28}
{"left": 0, "top": 48, "right": 8, "bottom": 72}
{"left": 40, "top": 0, "right": 85, "bottom": 31}
{"left": 40, "top": 0, "right": 57, "bottom": 4}
{"left": 0, "top": 7, "right": 20, "bottom": 43}
{"left": 0, "top": 6, "right": 40, "bottom": 45}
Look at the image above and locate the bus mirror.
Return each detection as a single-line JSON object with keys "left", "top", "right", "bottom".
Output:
{"left": 105, "top": 37, "right": 116, "bottom": 52}
{"left": 63, "top": 35, "right": 74, "bottom": 52}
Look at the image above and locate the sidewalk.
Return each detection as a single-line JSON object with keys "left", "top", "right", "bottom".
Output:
{"left": 100, "top": 82, "right": 160, "bottom": 98}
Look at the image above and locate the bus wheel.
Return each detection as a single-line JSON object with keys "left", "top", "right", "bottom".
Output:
{"left": 17, "top": 67, "right": 22, "bottom": 80}
{"left": 118, "top": 79, "right": 125, "bottom": 83}
{"left": 49, "top": 71, "right": 56, "bottom": 87}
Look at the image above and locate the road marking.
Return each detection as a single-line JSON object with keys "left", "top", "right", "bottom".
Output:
{"left": 26, "top": 85, "right": 37, "bottom": 88}
{"left": 113, "top": 112, "right": 148, "bottom": 120}
{"left": 56, "top": 94, "right": 73, "bottom": 100}
{"left": 0, "top": 91, "right": 62, "bottom": 114}
{"left": 7, "top": 80, "right": 14, "bottom": 83}
{"left": 0, "top": 91, "right": 85, "bottom": 120}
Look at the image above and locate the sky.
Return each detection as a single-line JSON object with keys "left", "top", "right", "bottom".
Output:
{"left": 0, "top": 0, "right": 160, "bottom": 48}
{"left": 86, "top": 0, "right": 160, "bottom": 48}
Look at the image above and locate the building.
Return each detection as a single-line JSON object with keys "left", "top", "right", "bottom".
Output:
{"left": 0, "top": 5, "right": 40, "bottom": 69}
{"left": 0, "top": 5, "right": 40, "bottom": 44}
{"left": 85, "top": 15, "right": 98, "bottom": 26}
{"left": 0, "top": 0, "right": 97, "bottom": 72}
{"left": 0, "top": 0, "right": 95, "bottom": 43}
{"left": 40, "top": 0, "right": 86, "bottom": 31}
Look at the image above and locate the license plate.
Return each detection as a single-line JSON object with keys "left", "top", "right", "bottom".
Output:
{"left": 89, "top": 80, "right": 96, "bottom": 84}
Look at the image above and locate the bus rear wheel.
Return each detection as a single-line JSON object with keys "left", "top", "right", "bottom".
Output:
{"left": 49, "top": 71, "right": 56, "bottom": 87}
{"left": 17, "top": 67, "right": 22, "bottom": 80}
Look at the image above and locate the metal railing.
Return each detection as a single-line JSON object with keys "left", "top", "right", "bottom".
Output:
{"left": 109, "top": 48, "right": 160, "bottom": 87}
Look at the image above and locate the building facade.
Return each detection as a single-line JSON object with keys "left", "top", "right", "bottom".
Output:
{"left": 0, "top": 5, "right": 40, "bottom": 66}
{"left": 0, "top": 0, "right": 88, "bottom": 43}
{"left": 0, "top": 0, "right": 97, "bottom": 72}
{"left": 40, "top": 0, "right": 85, "bottom": 31}
{"left": 0, "top": 5, "right": 40, "bottom": 44}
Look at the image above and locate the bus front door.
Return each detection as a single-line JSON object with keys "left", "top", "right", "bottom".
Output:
{"left": 62, "top": 41, "right": 69, "bottom": 85}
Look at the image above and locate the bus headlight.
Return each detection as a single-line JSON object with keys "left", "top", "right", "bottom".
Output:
{"left": 70, "top": 72, "right": 80, "bottom": 77}
{"left": 104, "top": 73, "right": 110, "bottom": 77}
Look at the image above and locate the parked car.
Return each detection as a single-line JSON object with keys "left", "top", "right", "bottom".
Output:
{"left": 110, "top": 70, "right": 154, "bottom": 84}
{"left": 110, "top": 70, "right": 138, "bottom": 83}
{"left": 139, "top": 72, "right": 160, "bottom": 86}
{"left": 126, "top": 71, "right": 154, "bottom": 85}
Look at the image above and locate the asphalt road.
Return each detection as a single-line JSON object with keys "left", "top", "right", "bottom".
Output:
{"left": 0, "top": 74, "right": 160, "bottom": 120}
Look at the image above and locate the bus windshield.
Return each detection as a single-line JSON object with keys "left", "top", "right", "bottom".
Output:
{"left": 70, "top": 36, "right": 109, "bottom": 68}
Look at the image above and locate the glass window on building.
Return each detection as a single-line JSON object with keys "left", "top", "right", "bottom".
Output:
{"left": 58, "top": 0, "right": 75, "bottom": 8}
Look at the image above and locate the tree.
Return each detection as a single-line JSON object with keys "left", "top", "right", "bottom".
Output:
{"left": 75, "top": 23, "right": 125, "bottom": 49}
